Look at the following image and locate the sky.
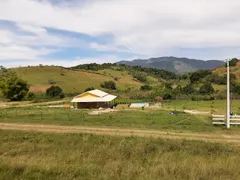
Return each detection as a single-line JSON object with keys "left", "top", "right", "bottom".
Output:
{"left": 0, "top": 0, "right": 240, "bottom": 67}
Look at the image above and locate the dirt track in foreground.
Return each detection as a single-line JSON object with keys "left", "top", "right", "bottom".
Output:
{"left": 1, "top": 123, "right": 240, "bottom": 144}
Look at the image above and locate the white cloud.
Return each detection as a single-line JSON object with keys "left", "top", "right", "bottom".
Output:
{"left": 0, "top": 44, "right": 56, "bottom": 60}
{"left": 0, "top": 0, "right": 240, "bottom": 61}
{"left": 17, "top": 23, "right": 47, "bottom": 35}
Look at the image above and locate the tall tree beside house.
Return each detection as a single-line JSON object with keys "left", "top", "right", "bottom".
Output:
{"left": 0, "top": 66, "right": 29, "bottom": 101}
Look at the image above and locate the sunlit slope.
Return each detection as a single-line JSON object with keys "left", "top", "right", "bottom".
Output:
{"left": 11, "top": 66, "right": 148, "bottom": 94}
{"left": 213, "top": 62, "right": 240, "bottom": 82}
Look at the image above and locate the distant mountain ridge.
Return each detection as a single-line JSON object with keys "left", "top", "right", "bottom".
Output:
{"left": 117, "top": 56, "right": 225, "bottom": 73}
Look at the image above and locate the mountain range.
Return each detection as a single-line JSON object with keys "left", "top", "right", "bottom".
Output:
{"left": 117, "top": 56, "right": 225, "bottom": 73}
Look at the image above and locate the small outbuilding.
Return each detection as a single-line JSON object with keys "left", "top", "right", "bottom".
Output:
{"left": 129, "top": 103, "right": 149, "bottom": 108}
{"left": 71, "top": 89, "right": 117, "bottom": 109}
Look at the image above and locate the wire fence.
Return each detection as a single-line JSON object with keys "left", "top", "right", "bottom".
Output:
{"left": 0, "top": 107, "right": 211, "bottom": 129}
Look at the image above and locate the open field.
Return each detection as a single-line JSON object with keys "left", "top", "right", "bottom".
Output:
{"left": 1, "top": 130, "right": 240, "bottom": 180}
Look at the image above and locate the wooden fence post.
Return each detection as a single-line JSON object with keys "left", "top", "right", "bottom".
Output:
{"left": 53, "top": 111, "right": 56, "bottom": 120}
{"left": 5, "top": 110, "right": 7, "bottom": 119}
{"left": 40, "top": 110, "right": 43, "bottom": 120}
{"left": 68, "top": 110, "right": 70, "bottom": 121}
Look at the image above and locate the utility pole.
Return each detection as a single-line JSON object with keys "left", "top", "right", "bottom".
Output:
{"left": 226, "top": 59, "right": 230, "bottom": 129}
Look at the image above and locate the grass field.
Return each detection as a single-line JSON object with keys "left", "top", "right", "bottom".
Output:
{"left": 1, "top": 130, "right": 240, "bottom": 180}
{"left": 163, "top": 100, "right": 240, "bottom": 114}
{"left": 1, "top": 100, "right": 240, "bottom": 132}
{"left": 0, "top": 105, "right": 234, "bottom": 133}
{"left": 11, "top": 66, "right": 145, "bottom": 94}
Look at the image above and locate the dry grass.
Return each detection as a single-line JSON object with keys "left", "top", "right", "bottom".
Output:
{"left": 1, "top": 130, "right": 240, "bottom": 180}
{"left": 29, "top": 85, "right": 52, "bottom": 93}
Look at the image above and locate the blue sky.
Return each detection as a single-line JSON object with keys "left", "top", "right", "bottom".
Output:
{"left": 0, "top": 0, "right": 240, "bottom": 67}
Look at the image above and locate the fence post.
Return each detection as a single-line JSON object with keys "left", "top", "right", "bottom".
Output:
{"left": 40, "top": 110, "right": 43, "bottom": 120}
{"left": 68, "top": 110, "right": 70, "bottom": 121}
{"left": 5, "top": 110, "right": 7, "bottom": 119}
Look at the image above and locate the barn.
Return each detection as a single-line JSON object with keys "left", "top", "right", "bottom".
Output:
{"left": 71, "top": 89, "right": 117, "bottom": 109}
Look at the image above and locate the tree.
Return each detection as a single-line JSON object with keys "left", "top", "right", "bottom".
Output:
{"left": 46, "top": 86, "right": 65, "bottom": 99}
{"left": 190, "top": 70, "right": 212, "bottom": 83}
{"left": 100, "top": 81, "right": 116, "bottom": 90}
{"left": 231, "top": 82, "right": 240, "bottom": 95}
{"left": 199, "top": 83, "right": 214, "bottom": 95}
{"left": 0, "top": 66, "right": 29, "bottom": 101}
{"left": 207, "top": 73, "right": 226, "bottom": 85}
{"left": 27, "top": 92, "right": 36, "bottom": 100}
{"left": 182, "top": 84, "right": 196, "bottom": 94}
{"left": 229, "top": 58, "right": 239, "bottom": 67}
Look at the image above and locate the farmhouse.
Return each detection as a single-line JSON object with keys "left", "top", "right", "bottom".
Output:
{"left": 71, "top": 89, "right": 117, "bottom": 109}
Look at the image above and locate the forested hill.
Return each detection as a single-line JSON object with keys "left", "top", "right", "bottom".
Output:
{"left": 117, "top": 56, "right": 225, "bottom": 73}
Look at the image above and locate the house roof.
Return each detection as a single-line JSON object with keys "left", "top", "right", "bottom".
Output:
{"left": 71, "top": 89, "right": 117, "bottom": 103}
{"left": 87, "top": 89, "right": 108, "bottom": 97}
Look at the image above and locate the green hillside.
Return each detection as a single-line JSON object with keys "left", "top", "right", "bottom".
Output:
{"left": 11, "top": 66, "right": 161, "bottom": 98}
{"left": 7, "top": 60, "right": 240, "bottom": 100}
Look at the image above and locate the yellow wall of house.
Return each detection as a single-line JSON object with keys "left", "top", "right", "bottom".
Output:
{"left": 76, "top": 92, "right": 98, "bottom": 99}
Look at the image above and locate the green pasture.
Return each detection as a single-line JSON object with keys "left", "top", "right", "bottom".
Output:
{"left": 11, "top": 66, "right": 144, "bottom": 93}
{"left": 163, "top": 100, "right": 240, "bottom": 114}
{"left": 0, "top": 106, "right": 229, "bottom": 132}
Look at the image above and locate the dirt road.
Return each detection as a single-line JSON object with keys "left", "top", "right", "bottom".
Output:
{"left": 1, "top": 122, "right": 240, "bottom": 144}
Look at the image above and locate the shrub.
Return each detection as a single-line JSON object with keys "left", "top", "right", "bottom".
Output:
{"left": 199, "top": 83, "right": 214, "bottom": 95}
{"left": 114, "top": 77, "right": 119, "bottom": 81}
{"left": 182, "top": 84, "right": 196, "bottom": 94}
{"left": 140, "top": 85, "right": 152, "bottom": 91}
{"left": 46, "top": 86, "right": 65, "bottom": 99}
{"left": 84, "top": 87, "right": 95, "bottom": 92}
{"left": 48, "top": 79, "right": 56, "bottom": 85}
{"left": 163, "top": 91, "right": 174, "bottom": 100}
{"left": 27, "top": 92, "right": 36, "bottom": 100}
{"left": 100, "top": 81, "right": 116, "bottom": 90}
{"left": 132, "top": 72, "right": 147, "bottom": 82}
